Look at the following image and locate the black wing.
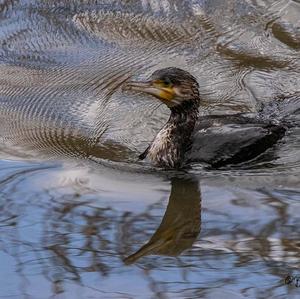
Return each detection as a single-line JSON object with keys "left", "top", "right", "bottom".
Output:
{"left": 187, "top": 114, "right": 286, "bottom": 167}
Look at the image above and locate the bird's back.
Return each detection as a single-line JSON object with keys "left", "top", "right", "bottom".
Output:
{"left": 187, "top": 114, "right": 286, "bottom": 167}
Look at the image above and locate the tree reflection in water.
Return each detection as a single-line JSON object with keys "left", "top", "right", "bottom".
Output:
{"left": 0, "top": 166, "right": 201, "bottom": 297}
{"left": 0, "top": 165, "right": 300, "bottom": 298}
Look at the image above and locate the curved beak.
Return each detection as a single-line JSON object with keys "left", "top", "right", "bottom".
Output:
{"left": 123, "top": 80, "right": 175, "bottom": 103}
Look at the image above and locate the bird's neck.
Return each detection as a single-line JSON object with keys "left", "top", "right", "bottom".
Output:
{"left": 169, "top": 101, "right": 199, "bottom": 125}
{"left": 145, "top": 100, "right": 199, "bottom": 168}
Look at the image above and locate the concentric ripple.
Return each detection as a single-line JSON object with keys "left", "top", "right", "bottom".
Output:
{"left": 0, "top": 0, "right": 299, "bottom": 174}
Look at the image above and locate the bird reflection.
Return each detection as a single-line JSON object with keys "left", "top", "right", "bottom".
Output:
{"left": 124, "top": 177, "right": 201, "bottom": 264}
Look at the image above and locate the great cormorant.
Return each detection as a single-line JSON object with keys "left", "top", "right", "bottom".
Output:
{"left": 124, "top": 67, "right": 286, "bottom": 169}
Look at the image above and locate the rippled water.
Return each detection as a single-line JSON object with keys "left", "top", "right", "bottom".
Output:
{"left": 0, "top": 0, "right": 300, "bottom": 298}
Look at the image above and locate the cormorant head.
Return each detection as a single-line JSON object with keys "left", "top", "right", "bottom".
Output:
{"left": 123, "top": 67, "right": 200, "bottom": 108}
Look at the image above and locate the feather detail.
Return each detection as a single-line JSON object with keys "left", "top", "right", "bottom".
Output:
{"left": 141, "top": 100, "right": 199, "bottom": 168}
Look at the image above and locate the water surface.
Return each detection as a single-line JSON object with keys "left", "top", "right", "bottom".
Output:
{"left": 0, "top": 0, "right": 300, "bottom": 298}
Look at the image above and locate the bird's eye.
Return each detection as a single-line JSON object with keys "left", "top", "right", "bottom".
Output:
{"left": 162, "top": 79, "right": 172, "bottom": 87}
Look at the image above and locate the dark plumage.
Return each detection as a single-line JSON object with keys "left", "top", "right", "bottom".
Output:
{"left": 123, "top": 67, "right": 286, "bottom": 169}
{"left": 124, "top": 177, "right": 201, "bottom": 264}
